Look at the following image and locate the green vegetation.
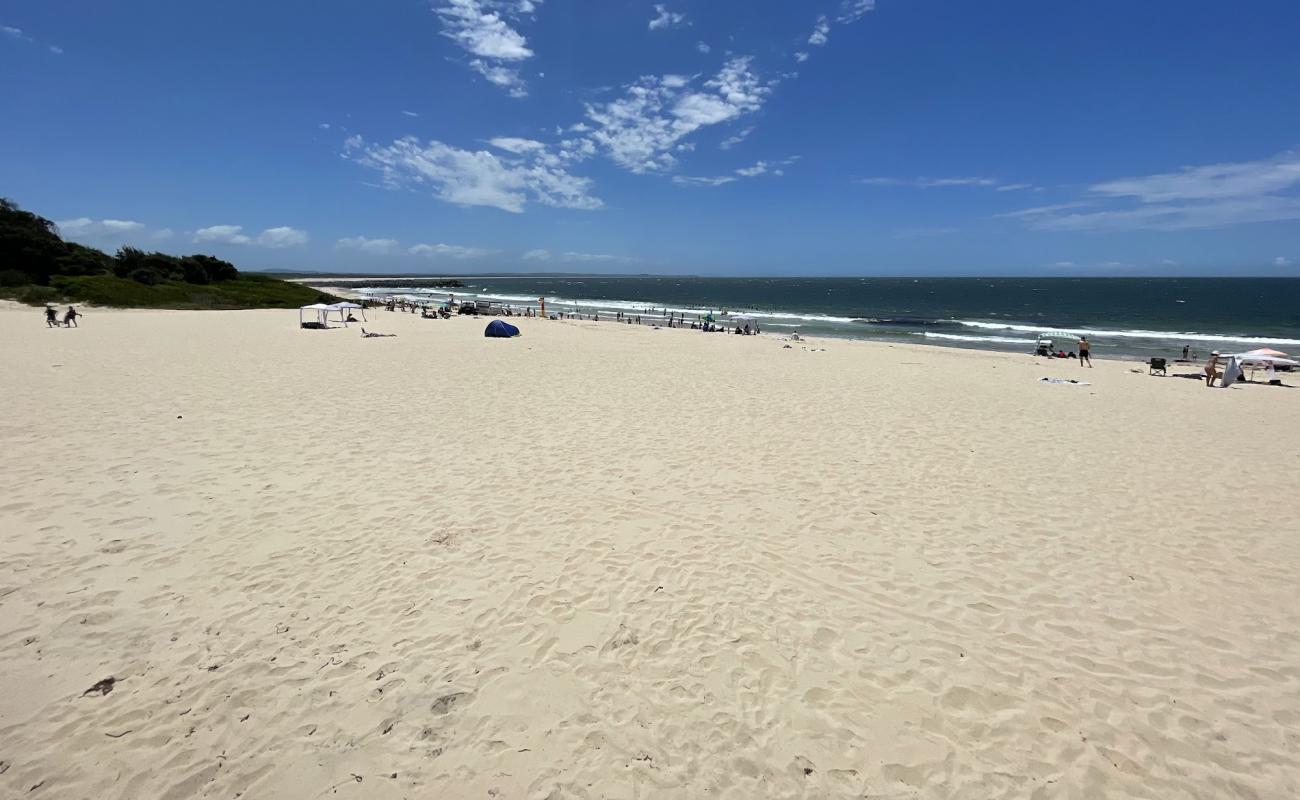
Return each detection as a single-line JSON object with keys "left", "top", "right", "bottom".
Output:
{"left": 0, "top": 198, "right": 337, "bottom": 309}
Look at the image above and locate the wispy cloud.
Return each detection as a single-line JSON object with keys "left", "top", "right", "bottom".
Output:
{"left": 345, "top": 134, "right": 601, "bottom": 213}
{"left": 562, "top": 251, "right": 633, "bottom": 263}
{"left": 57, "top": 218, "right": 146, "bottom": 238}
{"left": 808, "top": 16, "right": 830, "bottom": 46}
{"left": 337, "top": 236, "right": 400, "bottom": 254}
{"left": 859, "top": 176, "right": 1011, "bottom": 189}
{"left": 675, "top": 156, "right": 798, "bottom": 186}
{"left": 194, "top": 225, "right": 252, "bottom": 245}
{"left": 719, "top": 125, "right": 754, "bottom": 150}
{"left": 1275, "top": 256, "right": 1293, "bottom": 267}
{"left": 409, "top": 242, "right": 496, "bottom": 258}
{"left": 402, "top": 110, "right": 420, "bottom": 118}
{"left": 648, "top": 4, "right": 687, "bottom": 31}
{"left": 837, "top": 0, "right": 876, "bottom": 24}
{"left": 672, "top": 175, "right": 737, "bottom": 187}
{"left": 584, "top": 57, "right": 773, "bottom": 173}
{"left": 434, "top": 0, "right": 538, "bottom": 97}
{"left": 1004, "top": 151, "right": 1300, "bottom": 232}
{"left": 522, "top": 248, "right": 551, "bottom": 260}
{"left": 257, "top": 226, "right": 309, "bottom": 248}
{"left": 3, "top": 24, "right": 62, "bottom": 53}
{"left": 695, "top": 41, "right": 710, "bottom": 54}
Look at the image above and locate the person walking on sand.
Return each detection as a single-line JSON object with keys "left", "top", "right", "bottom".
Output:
{"left": 44, "top": 306, "right": 58, "bottom": 327}
{"left": 64, "top": 306, "right": 80, "bottom": 328}
{"left": 1078, "top": 336, "right": 1092, "bottom": 367}
{"left": 1204, "top": 351, "right": 1220, "bottom": 387}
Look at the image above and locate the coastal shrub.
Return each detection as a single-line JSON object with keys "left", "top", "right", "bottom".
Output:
{"left": 0, "top": 269, "right": 28, "bottom": 287}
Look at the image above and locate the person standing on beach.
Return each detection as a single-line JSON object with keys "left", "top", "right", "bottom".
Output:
{"left": 64, "top": 306, "right": 80, "bottom": 327}
{"left": 1204, "top": 351, "right": 1220, "bottom": 387}
{"left": 44, "top": 306, "right": 58, "bottom": 327}
{"left": 1078, "top": 336, "right": 1092, "bottom": 367}
{"left": 1183, "top": 344, "right": 1190, "bottom": 360}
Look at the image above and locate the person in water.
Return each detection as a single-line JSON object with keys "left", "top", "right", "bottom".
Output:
{"left": 1078, "top": 336, "right": 1092, "bottom": 367}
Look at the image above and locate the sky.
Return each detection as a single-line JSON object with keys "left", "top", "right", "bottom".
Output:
{"left": 3, "top": 0, "right": 1300, "bottom": 276}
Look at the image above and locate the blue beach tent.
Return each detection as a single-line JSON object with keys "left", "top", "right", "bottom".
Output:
{"left": 484, "top": 320, "right": 521, "bottom": 338}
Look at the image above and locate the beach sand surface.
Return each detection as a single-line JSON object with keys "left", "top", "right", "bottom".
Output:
{"left": 2, "top": 302, "right": 1299, "bottom": 799}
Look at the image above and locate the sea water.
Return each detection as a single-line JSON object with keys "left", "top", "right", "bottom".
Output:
{"left": 349, "top": 277, "right": 1300, "bottom": 359}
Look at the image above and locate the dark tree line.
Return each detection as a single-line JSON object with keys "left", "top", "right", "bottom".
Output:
{"left": 1, "top": 198, "right": 239, "bottom": 288}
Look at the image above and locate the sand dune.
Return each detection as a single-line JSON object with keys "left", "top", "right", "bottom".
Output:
{"left": 2, "top": 302, "right": 1299, "bottom": 799}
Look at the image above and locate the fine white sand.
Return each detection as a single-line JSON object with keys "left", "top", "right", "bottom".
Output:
{"left": 2, "top": 302, "right": 1299, "bottom": 799}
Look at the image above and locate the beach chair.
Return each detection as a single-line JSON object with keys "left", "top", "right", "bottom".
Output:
{"left": 1148, "top": 357, "right": 1167, "bottom": 375}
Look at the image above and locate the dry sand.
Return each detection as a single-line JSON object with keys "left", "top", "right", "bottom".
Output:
{"left": 2, "top": 301, "right": 1299, "bottom": 799}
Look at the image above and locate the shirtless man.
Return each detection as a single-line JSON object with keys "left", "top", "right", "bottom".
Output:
{"left": 1078, "top": 336, "right": 1092, "bottom": 367}
{"left": 1204, "top": 351, "right": 1220, "bottom": 387}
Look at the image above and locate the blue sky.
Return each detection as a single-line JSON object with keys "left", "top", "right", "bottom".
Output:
{"left": 3, "top": 0, "right": 1300, "bottom": 275}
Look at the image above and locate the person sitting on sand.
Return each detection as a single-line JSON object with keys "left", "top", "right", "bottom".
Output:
{"left": 1204, "top": 351, "right": 1220, "bottom": 387}
{"left": 64, "top": 306, "right": 80, "bottom": 328}
{"left": 44, "top": 306, "right": 58, "bottom": 327}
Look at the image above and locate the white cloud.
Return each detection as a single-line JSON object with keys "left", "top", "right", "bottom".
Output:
{"left": 409, "top": 242, "right": 495, "bottom": 258}
{"left": 861, "top": 176, "right": 1005, "bottom": 189}
{"left": 735, "top": 161, "right": 770, "bottom": 177}
{"left": 794, "top": 51, "right": 809, "bottom": 63}
{"left": 648, "top": 4, "right": 688, "bottom": 31}
{"left": 1274, "top": 256, "right": 1292, "bottom": 267}
{"left": 837, "top": 0, "right": 876, "bottom": 24}
{"left": 562, "top": 251, "right": 632, "bottom": 263}
{"left": 1092, "top": 153, "right": 1300, "bottom": 202}
{"left": 319, "top": 123, "right": 331, "bottom": 130}
{"left": 719, "top": 125, "right": 754, "bottom": 150}
{"left": 49, "top": 45, "right": 62, "bottom": 55}
{"left": 56, "top": 218, "right": 153, "bottom": 246}
{"left": 402, "top": 110, "right": 420, "bottom": 117}
{"left": 696, "top": 41, "right": 711, "bottom": 54}
{"left": 672, "top": 175, "right": 738, "bottom": 187}
{"left": 194, "top": 225, "right": 252, "bottom": 245}
{"left": 488, "top": 136, "right": 546, "bottom": 153}
{"left": 194, "top": 226, "right": 247, "bottom": 244}
{"left": 2, "top": 25, "right": 30, "bottom": 41}
{"left": 469, "top": 59, "right": 528, "bottom": 98}
{"left": 257, "top": 226, "right": 309, "bottom": 248}
{"left": 337, "top": 236, "right": 400, "bottom": 254}
{"left": 995, "top": 183, "right": 1033, "bottom": 192}
{"left": 1050, "top": 261, "right": 1076, "bottom": 268}
{"left": 808, "top": 16, "right": 830, "bottom": 46}
{"left": 523, "top": 248, "right": 551, "bottom": 260}
{"left": 151, "top": 228, "right": 174, "bottom": 241}
{"left": 1004, "top": 151, "right": 1300, "bottom": 232}
{"left": 347, "top": 134, "right": 602, "bottom": 213}
{"left": 584, "top": 57, "right": 772, "bottom": 173}
{"left": 435, "top": 0, "right": 537, "bottom": 97}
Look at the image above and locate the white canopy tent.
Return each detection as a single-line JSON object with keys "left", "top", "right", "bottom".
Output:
{"left": 299, "top": 303, "right": 335, "bottom": 328}
{"left": 1220, "top": 353, "right": 1297, "bottom": 386}
{"left": 327, "top": 301, "right": 366, "bottom": 325}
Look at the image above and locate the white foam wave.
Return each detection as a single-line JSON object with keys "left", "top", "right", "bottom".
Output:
{"left": 955, "top": 320, "right": 1300, "bottom": 346}
{"left": 921, "top": 333, "right": 1036, "bottom": 345}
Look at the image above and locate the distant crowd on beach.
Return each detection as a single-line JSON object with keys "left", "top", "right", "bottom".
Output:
{"left": 371, "top": 295, "right": 764, "bottom": 335}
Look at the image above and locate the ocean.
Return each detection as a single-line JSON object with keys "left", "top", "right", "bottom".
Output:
{"left": 346, "top": 277, "right": 1300, "bottom": 359}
